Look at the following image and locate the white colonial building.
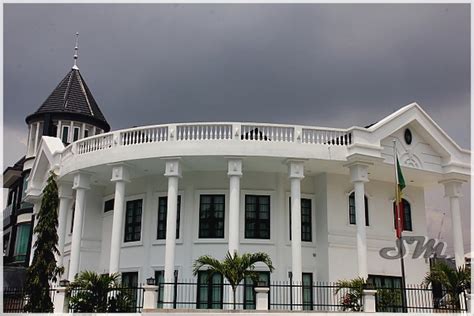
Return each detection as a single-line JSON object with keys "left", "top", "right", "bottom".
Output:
{"left": 21, "top": 61, "right": 470, "bottom": 307}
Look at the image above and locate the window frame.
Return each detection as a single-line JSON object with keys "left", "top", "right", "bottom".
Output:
{"left": 244, "top": 194, "right": 271, "bottom": 240}
{"left": 348, "top": 192, "right": 370, "bottom": 226}
{"left": 123, "top": 196, "right": 145, "bottom": 244}
{"left": 157, "top": 195, "right": 182, "bottom": 240}
{"left": 289, "top": 197, "right": 313, "bottom": 242}
{"left": 393, "top": 198, "right": 413, "bottom": 232}
{"left": 61, "top": 125, "right": 70, "bottom": 144}
{"left": 198, "top": 194, "right": 226, "bottom": 239}
{"left": 196, "top": 270, "right": 224, "bottom": 309}
{"left": 73, "top": 126, "right": 80, "bottom": 142}
{"left": 302, "top": 272, "right": 314, "bottom": 310}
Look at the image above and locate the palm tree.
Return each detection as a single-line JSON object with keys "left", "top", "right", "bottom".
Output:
{"left": 334, "top": 277, "right": 366, "bottom": 311}
{"left": 193, "top": 251, "right": 274, "bottom": 310}
{"left": 68, "top": 271, "right": 132, "bottom": 312}
{"left": 423, "top": 262, "right": 470, "bottom": 310}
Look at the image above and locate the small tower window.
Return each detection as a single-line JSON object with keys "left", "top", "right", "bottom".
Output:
{"left": 73, "top": 127, "right": 80, "bottom": 141}
{"left": 84, "top": 129, "right": 89, "bottom": 138}
{"left": 62, "top": 126, "right": 69, "bottom": 144}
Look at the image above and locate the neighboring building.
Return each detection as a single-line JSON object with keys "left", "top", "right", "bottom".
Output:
{"left": 2, "top": 50, "right": 110, "bottom": 286}
{"left": 5, "top": 48, "right": 471, "bottom": 308}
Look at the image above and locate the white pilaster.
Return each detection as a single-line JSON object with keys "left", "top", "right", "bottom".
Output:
{"left": 347, "top": 162, "right": 370, "bottom": 279}
{"left": 57, "top": 181, "right": 73, "bottom": 271}
{"left": 69, "top": 121, "right": 74, "bottom": 143}
{"left": 68, "top": 172, "right": 91, "bottom": 280}
{"left": 34, "top": 122, "right": 41, "bottom": 154}
{"left": 163, "top": 158, "right": 181, "bottom": 307}
{"left": 440, "top": 179, "right": 466, "bottom": 268}
{"left": 287, "top": 160, "right": 305, "bottom": 283}
{"left": 227, "top": 158, "right": 242, "bottom": 255}
{"left": 57, "top": 120, "right": 62, "bottom": 138}
{"left": 109, "top": 164, "right": 130, "bottom": 274}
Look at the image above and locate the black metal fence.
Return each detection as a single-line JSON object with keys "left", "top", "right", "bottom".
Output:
{"left": 68, "top": 286, "right": 144, "bottom": 313}
{"left": 374, "top": 285, "right": 468, "bottom": 313}
{"left": 3, "top": 287, "right": 56, "bottom": 313}
{"left": 157, "top": 280, "right": 362, "bottom": 311}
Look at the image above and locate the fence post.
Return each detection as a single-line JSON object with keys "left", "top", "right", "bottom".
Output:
{"left": 53, "top": 287, "right": 69, "bottom": 313}
{"left": 362, "top": 289, "right": 377, "bottom": 312}
{"left": 288, "top": 272, "right": 293, "bottom": 310}
{"left": 143, "top": 284, "right": 159, "bottom": 310}
{"left": 255, "top": 287, "right": 270, "bottom": 311}
{"left": 173, "top": 270, "right": 178, "bottom": 309}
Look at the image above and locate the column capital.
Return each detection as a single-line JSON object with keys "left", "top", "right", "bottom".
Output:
{"left": 227, "top": 158, "right": 243, "bottom": 177}
{"left": 286, "top": 159, "right": 305, "bottom": 179}
{"left": 109, "top": 163, "right": 131, "bottom": 183}
{"left": 163, "top": 158, "right": 182, "bottom": 178}
{"left": 439, "top": 178, "right": 466, "bottom": 198}
{"left": 72, "top": 171, "right": 92, "bottom": 190}
{"left": 57, "top": 181, "right": 73, "bottom": 199}
{"left": 345, "top": 162, "right": 371, "bottom": 183}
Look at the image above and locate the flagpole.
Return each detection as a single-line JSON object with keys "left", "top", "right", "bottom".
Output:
{"left": 393, "top": 140, "right": 407, "bottom": 312}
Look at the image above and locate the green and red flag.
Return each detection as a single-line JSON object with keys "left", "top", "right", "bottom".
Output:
{"left": 394, "top": 155, "right": 406, "bottom": 238}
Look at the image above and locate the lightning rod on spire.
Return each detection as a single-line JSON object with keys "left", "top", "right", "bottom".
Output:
{"left": 72, "top": 32, "right": 79, "bottom": 70}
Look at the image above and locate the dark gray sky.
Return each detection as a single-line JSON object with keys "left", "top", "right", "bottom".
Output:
{"left": 3, "top": 4, "right": 471, "bottom": 255}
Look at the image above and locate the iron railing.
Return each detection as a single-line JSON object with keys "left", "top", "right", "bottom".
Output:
{"left": 68, "top": 286, "right": 144, "bottom": 313}
{"left": 374, "top": 285, "right": 468, "bottom": 313}
{"left": 3, "top": 287, "right": 56, "bottom": 313}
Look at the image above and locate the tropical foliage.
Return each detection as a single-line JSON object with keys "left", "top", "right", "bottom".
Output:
{"left": 193, "top": 251, "right": 274, "bottom": 309}
{"left": 68, "top": 271, "right": 134, "bottom": 312}
{"left": 334, "top": 277, "right": 366, "bottom": 311}
{"left": 24, "top": 172, "right": 63, "bottom": 312}
{"left": 423, "top": 262, "right": 470, "bottom": 309}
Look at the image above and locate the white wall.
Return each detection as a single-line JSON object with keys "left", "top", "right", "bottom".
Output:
{"left": 70, "top": 170, "right": 429, "bottom": 284}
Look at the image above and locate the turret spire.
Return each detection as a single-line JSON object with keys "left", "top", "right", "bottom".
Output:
{"left": 72, "top": 32, "right": 79, "bottom": 70}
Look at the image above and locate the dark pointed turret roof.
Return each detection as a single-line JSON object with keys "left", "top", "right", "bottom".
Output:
{"left": 26, "top": 68, "right": 110, "bottom": 131}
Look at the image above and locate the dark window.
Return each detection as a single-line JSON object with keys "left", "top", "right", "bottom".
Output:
{"left": 245, "top": 195, "right": 270, "bottom": 239}
{"left": 122, "top": 271, "right": 139, "bottom": 308}
{"left": 84, "top": 129, "right": 89, "bottom": 138}
{"left": 70, "top": 203, "right": 75, "bottom": 234}
{"left": 157, "top": 196, "right": 181, "bottom": 239}
{"left": 243, "top": 272, "right": 270, "bottom": 309}
{"left": 196, "top": 271, "right": 223, "bottom": 309}
{"left": 13, "top": 223, "right": 32, "bottom": 262}
{"left": 154, "top": 271, "right": 164, "bottom": 308}
{"left": 104, "top": 199, "right": 114, "bottom": 213}
{"left": 62, "top": 126, "right": 69, "bottom": 144}
{"left": 349, "top": 193, "right": 369, "bottom": 226}
{"left": 368, "top": 275, "right": 403, "bottom": 312}
{"left": 124, "top": 199, "right": 142, "bottom": 242}
{"left": 3, "top": 233, "right": 10, "bottom": 255}
{"left": 289, "top": 198, "right": 312, "bottom": 242}
{"left": 393, "top": 199, "right": 412, "bottom": 231}
{"left": 404, "top": 128, "right": 412, "bottom": 145}
{"left": 302, "top": 273, "right": 314, "bottom": 310}
{"left": 51, "top": 124, "right": 58, "bottom": 138}
{"left": 199, "top": 195, "right": 225, "bottom": 238}
{"left": 73, "top": 127, "right": 80, "bottom": 141}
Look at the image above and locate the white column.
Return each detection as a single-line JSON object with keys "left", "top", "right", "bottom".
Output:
{"left": 29, "top": 200, "right": 42, "bottom": 265}
{"left": 227, "top": 158, "right": 242, "bottom": 255}
{"left": 82, "top": 123, "right": 86, "bottom": 139}
{"left": 163, "top": 158, "right": 181, "bottom": 307}
{"left": 69, "top": 121, "right": 74, "bottom": 143}
{"left": 26, "top": 125, "right": 32, "bottom": 157}
{"left": 441, "top": 179, "right": 466, "bottom": 268}
{"left": 57, "top": 182, "right": 73, "bottom": 271}
{"left": 34, "top": 122, "right": 41, "bottom": 154}
{"left": 109, "top": 164, "right": 130, "bottom": 274}
{"left": 287, "top": 160, "right": 304, "bottom": 309}
{"left": 347, "top": 162, "right": 371, "bottom": 279}
{"left": 68, "top": 172, "right": 91, "bottom": 280}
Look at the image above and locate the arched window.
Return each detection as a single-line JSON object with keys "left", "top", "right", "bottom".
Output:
{"left": 348, "top": 192, "right": 369, "bottom": 226}
{"left": 393, "top": 198, "right": 412, "bottom": 231}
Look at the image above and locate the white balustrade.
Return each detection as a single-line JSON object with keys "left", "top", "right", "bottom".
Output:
{"left": 241, "top": 124, "right": 295, "bottom": 142}
{"left": 120, "top": 126, "right": 168, "bottom": 146}
{"left": 62, "top": 123, "right": 352, "bottom": 159}
{"left": 176, "top": 124, "right": 232, "bottom": 140}
{"left": 302, "top": 128, "right": 352, "bottom": 145}
{"left": 76, "top": 133, "right": 114, "bottom": 154}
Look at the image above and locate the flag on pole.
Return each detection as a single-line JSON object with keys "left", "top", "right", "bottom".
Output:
{"left": 395, "top": 155, "right": 406, "bottom": 238}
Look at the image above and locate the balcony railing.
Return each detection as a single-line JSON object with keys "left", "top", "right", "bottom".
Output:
{"left": 63, "top": 123, "right": 353, "bottom": 160}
